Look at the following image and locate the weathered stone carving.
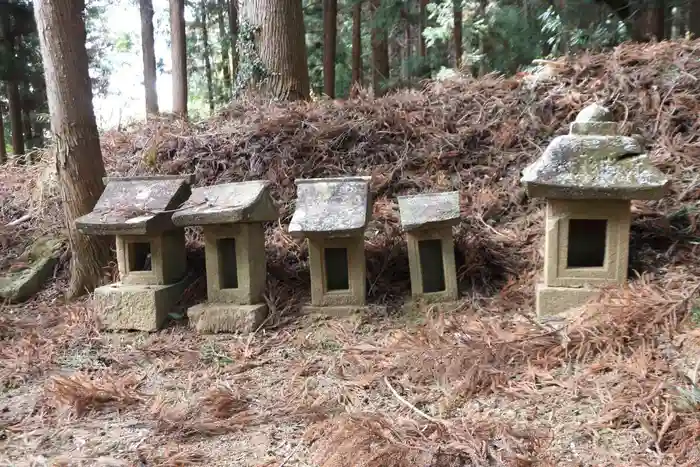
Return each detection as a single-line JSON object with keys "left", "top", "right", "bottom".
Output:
{"left": 398, "top": 191, "right": 461, "bottom": 310}
{"left": 289, "top": 176, "right": 375, "bottom": 316}
{"left": 172, "top": 181, "right": 278, "bottom": 333}
{"left": 521, "top": 103, "right": 670, "bottom": 316}
{"left": 75, "top": 175, "right": 193, "bottom": 331}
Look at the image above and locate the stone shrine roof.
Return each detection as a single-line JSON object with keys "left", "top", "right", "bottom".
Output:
{"left": 398, "top": 191, "right": 461, "bottom": 231}
{"left": 75, "top": 175, "right": 193, "bottom": 236}
{"left": 520, "top": 103, "right": 669, "bottom": 200}
{"left": 171, "top": 181, "right": 278, "bottom": 227}
{"left": 288, "top": 176, "right": 372, "bottom": 237}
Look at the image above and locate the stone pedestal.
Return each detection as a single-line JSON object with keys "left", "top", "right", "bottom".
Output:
{"left": 94, "top": 280, "right": 187, "bottom": 332}
{"left": 187, "top": 302, "right": 268, "bottom": 333}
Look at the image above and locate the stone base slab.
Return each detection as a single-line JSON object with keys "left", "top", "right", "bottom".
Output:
{"left": 94, "top": 280, "right": 186, "bottom": 332}
{"left": 536, "top": 283, "right": 600, "bottom": 317}
{"left": 187, "top": 302, "right": 268, "bottom": 334}
{"left": 302, "top": 304, "right": 387, "bottom": 318}
{"left": 401, "top": 299, "right": 463, "bottom": 314}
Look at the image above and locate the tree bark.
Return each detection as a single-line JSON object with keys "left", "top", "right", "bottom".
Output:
{"left": 690, "top": 0, "right": 700, "bottom": 37}
{"left": 351, "top": 0, "right": 362, "bottom": 93}
{"left": 240, "top": 0, "right": 310, "bottom": 100}
{"left": 170, "top": 0, "right": 188, "bottom": 117}
{"left": 7, "top": 81, "right": 24, "bottom": 156}
{"left": 0, "top": 109, "right": 6, "bottom": 164}
{"left": 139, "top": 0, "right": 159, "bottom": 116}
{"left": 453, "top": 0, "right": 461, "bottom": 68}
{"left": 478, "top": 0, "right": 487, "bottom": 76}
{"left": 370, "top": 0, "right": 389, "bottom": 96}
{"left": 217, "top": 0, "right": 232, "bottom": 100}
{"left": 33, "top": 0, "right": 111, "bottom": 298}
{"left": 418, "top": 0, "right": 426, "bottom": 58}
{"left": 228, "top": 0, "right": 239, "bottom": 81}
{"left": 402, "top": 3, "right": 411, "bottom": 79}
{"left": 650, "top": 0, "right": 666, "bottom": 40}
{"left": 323, "top": 0, "right": 337, "bottom": 98}
{"left": 22, "top": 97, "right": 33, "bottom": 145}
{"left": 201, "top": 0, "right": 215, "bottom": 113}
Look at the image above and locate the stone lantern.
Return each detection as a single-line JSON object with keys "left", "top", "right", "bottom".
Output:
{"left": 288, "top": 176, "right": 373, "bottom": 316}
{"left": 397, "top": 191, "right": 461, "bottom": 310}
{"left": 75, "top": 175, "right": 193, "bottom": 331}
{"left": 521, "top": 103, "right": 669, "bottom": 316}
{"left": 171, "top": 181, "right": 278, "bottom": 333}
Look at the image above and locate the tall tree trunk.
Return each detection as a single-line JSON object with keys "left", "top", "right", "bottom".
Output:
{"left": 691, "top": 0, "right": 700, "bottom": 37}
{"left": 418, "top": 0, "right": 426, "bottom": 58}
{"left": 228, "top": 0, "right": 239, "bottom": 82}
{"left": 670, "top": 6, "right": 680, "bottom": 39}
{"left": 217, "top": 0, "right": 232, "bottom": 101}
{"left": 33, "top": 0, "right": 111, "bottom": 298}
{"left": 478, "top": 0, "right": 487, "bottom": 76}
{"left": 650, "top": 0, "right": 666, "bottom": 40}
{"left": 453, "top": 0, "right": 461, "bottom": 68}
{"left": 558, "top": 0, "right": 569, "bottom": 54}
{"left": 140, "top": 0, "right": 159, "bottom": 116}
{"left": 201, "top": 0, "right": 215, "bottom": 113}
{"left": 7, "top": 82, "right": 24, "bottom": 157}
{"left": 22, "top": 102, "right": 33, "bottom": 146}
{"left": 170, "top": 0, "right": 188, "bottom": 117}
{"left": 370, "top": 0, "right": 389, "bottom": 96}
{"left": 351, "top": 0, "right": 362, "bottom": 94}
{"left": 402, "top": 3, "right": 412, "bottom": 79}
{"left": 0, "top": 109, "right": 6, "bottom": 164}
{"left": 240, "top": 0, "right": 310, "bottom": 100}
{"left": 323, "top": 0, "right": 337, "bottom": 98}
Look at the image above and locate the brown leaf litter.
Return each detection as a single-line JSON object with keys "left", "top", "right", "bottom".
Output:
{"left": 2, "top": 39, "right": 700, "bottom": 465}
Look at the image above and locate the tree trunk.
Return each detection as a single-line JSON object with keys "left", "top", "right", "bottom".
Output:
{"left": 0, "top": 110, "right": 6, "bottom": 164}
{"left": 22, "top": 102, "right": 33, "bottom": 146}
{"left": 201, "top": 0, "right": 215, "bottom": 113}
{"left": 228, "top": 0, "right": 239, "bottom": 81}
{"left": 402, "top": 3, "right": 411, "bottom": 79}
{"left": 323, "top": 0, "right": 337, "bottom": 98}
{"left": 650, "top": 0, "right": 666, "bottom": 40}
{"left": 139, "top": 0, "right": 159, "bottom": 116}
{"left": 240, "top": 0, "right": 310, "bottom": 100}
{"left": 370, "top": 0, "right": 389, "bottom": 96}
{"left": 170, "top": 0, "right": 188, "bottom": 117}
{"left": 558, "top": 0, "right": 569, "bottom": 54}
{"left": 478, "top": 0, "right": 487, "bottom": 76}
{"left": 691, "top": 0, "right": 700, "bottom": 38}
{"left": 453, "top": 0, "right": 461, "bottom": 68}
{"left": 418, "top": 0, "right": 426, "bottom": 58}
{"left": 7, "top": 81, "right": 24, "bottom": 157}
{"left": 217, "top": 0, "right": 232, "bottom": 101}
{"left": 351, "top": 0, "right": 362, "bottom": 93}
{"left": 33, "top": 0, "right": 111, "bottom": 298}
{"left": 670, "top": 6, "right": 680, "bottom": 39}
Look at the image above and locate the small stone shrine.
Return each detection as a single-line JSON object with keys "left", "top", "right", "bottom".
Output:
{"left": 398, "top": 191, "right": 461, "bottom": 309}
{"left": 75, "top": 175, "right": 193, "bottom": 331}
{"left": 289, "top": 176, "right": 373, "bottom": 315}
{"left": 171, "top": 181, "right": 278, "bottom": 333}
{"left": 521, "top": 103, "right": 669, "bottom": 316}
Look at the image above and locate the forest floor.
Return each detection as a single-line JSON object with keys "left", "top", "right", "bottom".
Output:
{"left": 3, "top": 39, "right": 700, "bottom": 466}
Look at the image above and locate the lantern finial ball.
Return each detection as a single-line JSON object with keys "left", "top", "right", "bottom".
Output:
{"left": 574, "top": 103, "right": 613, "bottom": 123}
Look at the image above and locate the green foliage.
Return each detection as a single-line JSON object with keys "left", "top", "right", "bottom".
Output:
{"left": 85, "top": 0, "right": 116, "bottom": 96}
{"left": 232, "top": 20, "right": 268, "bottom": 97}
{"left": 538, "top": 5, "right": 628, "bottom": 57}
{"left": 114, "top": 32, "right": 135, "bottom": 53}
